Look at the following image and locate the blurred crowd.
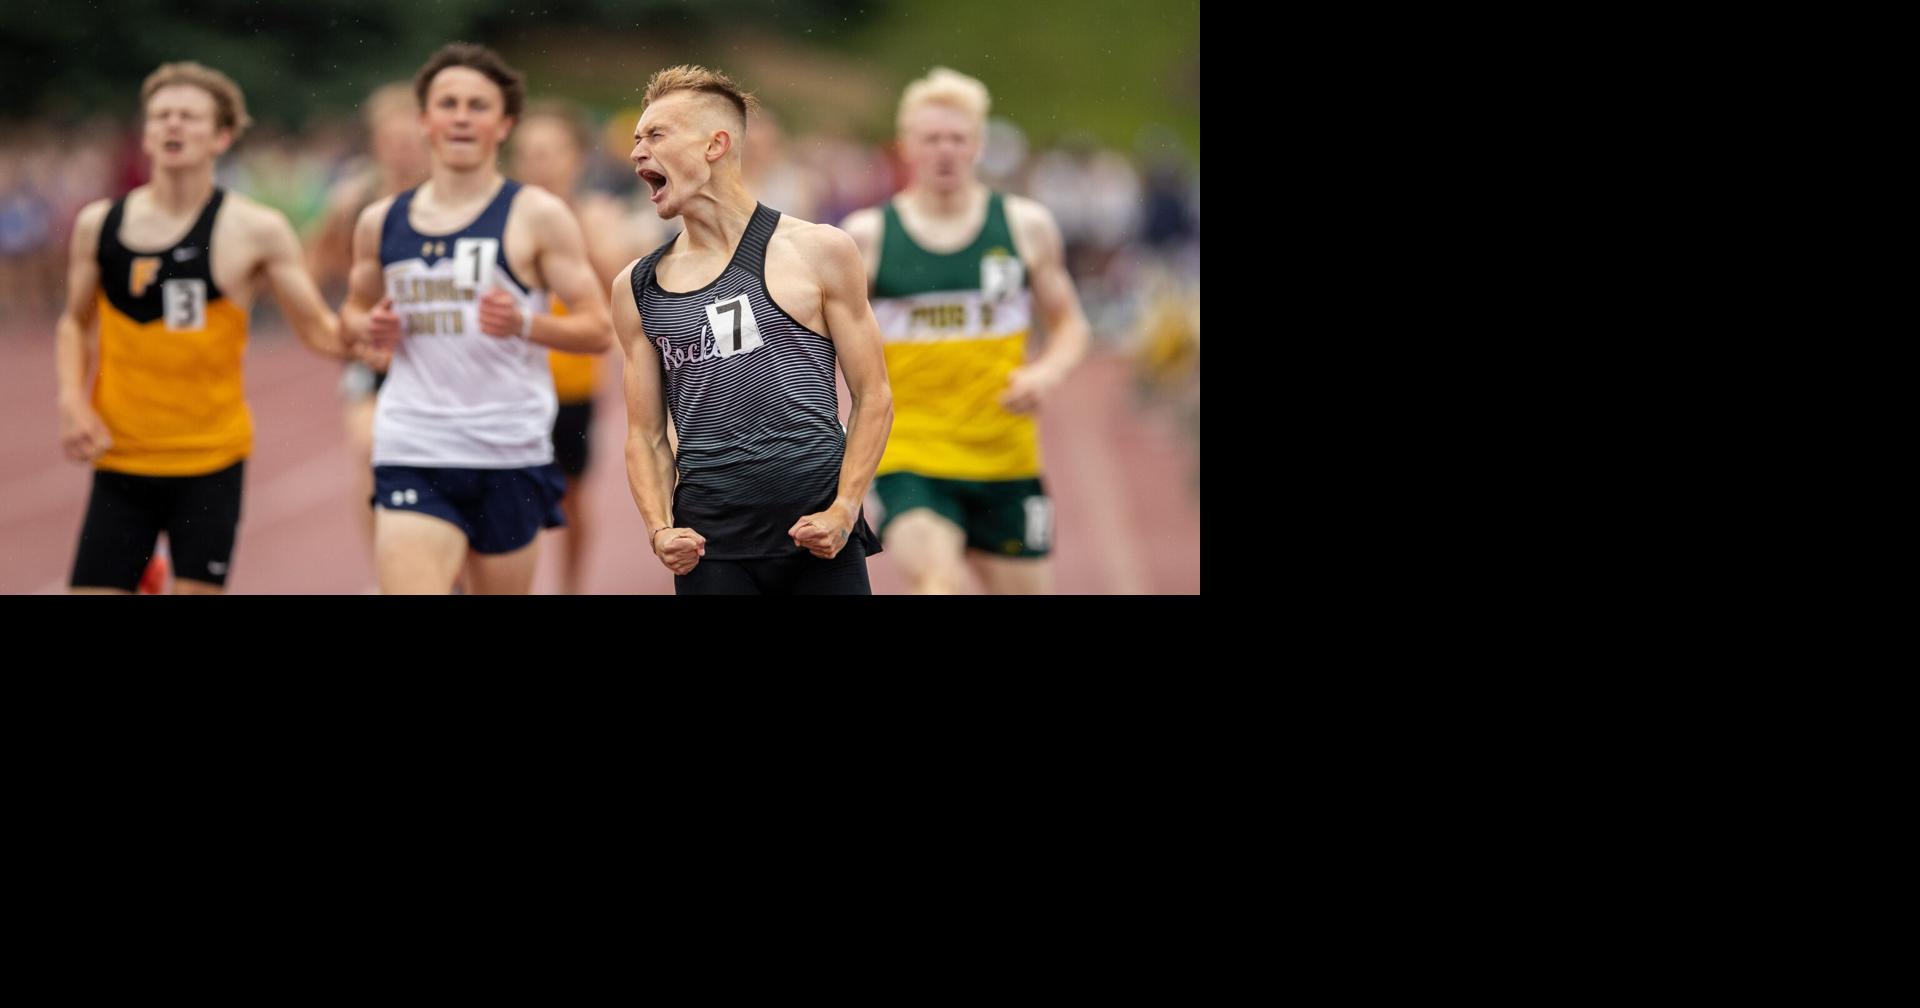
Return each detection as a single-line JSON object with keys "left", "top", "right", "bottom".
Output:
{"left": 1, "top": 96, "right": 1198, "bottom": 447}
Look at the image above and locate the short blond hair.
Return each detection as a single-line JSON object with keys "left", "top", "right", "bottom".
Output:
{"left": 642, "top": 65, "right": 758, "bottom": 128}
{"left": 897, "top": 67, "right": 989, "bottom": 135}
{"left": 141, "top": 62, "right": 253, "bottom": 140}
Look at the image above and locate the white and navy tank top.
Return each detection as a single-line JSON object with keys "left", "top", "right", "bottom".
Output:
{"left": 373, "top": 179, "right": 556, "bottom": 468}
{"left": 631, "top": 203, "right": 878, "bottom": 559}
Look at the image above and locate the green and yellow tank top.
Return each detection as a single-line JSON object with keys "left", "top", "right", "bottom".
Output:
{"left": 871, "top": 192, "right": 1037, "bottom": 481}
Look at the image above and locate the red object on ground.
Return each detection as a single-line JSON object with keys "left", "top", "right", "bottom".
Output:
{"left": 137, "top": 552, "right": 168, "bottom": 595}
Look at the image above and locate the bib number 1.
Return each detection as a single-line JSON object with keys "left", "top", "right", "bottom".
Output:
{"left": 454, "top": 237, "right": 498, "bottom": 290}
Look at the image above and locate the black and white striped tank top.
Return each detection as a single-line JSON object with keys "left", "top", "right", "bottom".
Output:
{"left": 632, "top": 203, "right": 878, "bottom": 559}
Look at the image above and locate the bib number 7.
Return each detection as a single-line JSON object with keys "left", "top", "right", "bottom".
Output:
{"left": 707, "top": 296, "right": 764, "bottom": 358}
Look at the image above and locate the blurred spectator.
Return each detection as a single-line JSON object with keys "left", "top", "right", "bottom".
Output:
{"left": 1136, "top": 124, "right": 1197, "bottom": 251}
{"left": 509, "top": 99, "right": 653, "bottom": 595}
{"left": 4, "top": 77, "right": 1198, "bottom": 413}
{"left": 979, "top": 116, "right": 1028, "bottom": 191}
{"left": 1027, "top": 132, "right": 1143, "bottom": 345}
{"left": 0, "top": 151, "right": 56, "bottom": 316}
{"left": 299, "top": 82, "right": 430, "bottom": 565}
{"left": 801, "top": 128, "right": 894, "bottom": 225}
{"left": 305, "top": 82, "right": 431, "bottom": 298}
{"left": 744, "top": 104, "right": 821, "bottom": 222}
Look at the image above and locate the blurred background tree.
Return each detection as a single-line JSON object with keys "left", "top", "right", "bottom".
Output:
{"left": 0, "top": 0, "right": 1197, "bottom": 159}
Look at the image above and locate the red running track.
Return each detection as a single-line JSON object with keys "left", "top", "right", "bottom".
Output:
{"left": 0, "top": 322, "right": 1198, "bottom": 594}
